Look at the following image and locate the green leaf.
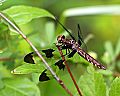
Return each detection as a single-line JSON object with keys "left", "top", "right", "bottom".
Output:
{"left": 45, "top": 21, "right": 55, "bottom": 44}
{"left": 109, "top": 77, "right": 120, "bottom": 96}
{"left": 77, "top": 65, "right": 106, "bottom": 96}
{"left": 94, "top": 72, "right": 106, "bottom": 96}
{"left": 2, "top": 5, "right": 54, "bottom": 25}
{"left": 0, "top": 78, "right": 40, "bottom": 96}
{"left": 0, "top": 79, "right": 4, "bottom": 89}
{"left": 11, "top": 64, "right": 45, "bottom": 74}
{"left": 104, "top": 41, "right": 114, "bottom": 61}
{"left": 115, "top": 38, "right": 120, "bottom": 57}
{"left": 0, "top": 21, "right": 11, "bottom": 49}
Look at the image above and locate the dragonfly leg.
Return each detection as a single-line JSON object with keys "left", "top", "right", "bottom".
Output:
{"left": 56, "top": 44, "right": 71, "bottom": 56}
{"left": 65, "top": 48, "right": 71, "bottom": 55}
{"left": 61, "top": 46, "right": 71, "bottom": 57}
{"left": 62, "top": 48, "right": 69, "bottom": 57}
{"left": 65, "top": 48, "right": 68, "bottom": 56}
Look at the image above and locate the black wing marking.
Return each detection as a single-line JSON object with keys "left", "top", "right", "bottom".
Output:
{"left": 39, "top": 69, "right": 50, "bottom": 81}
{"left": 24, "top": 48, "right": 65, "bottom": 81}
{"left": 42, "top": 49, "right": 55, "bottom": 58}
{"left": 54, "top": 16, "right": 76, "bottom": 41}
{"left": 24, "top": 52, "right": 35, "bottom": 64}
{"left": 68, "top": 50, "right": 77, "bottom": 58}
{"left": 24, "top": 49, "right": 55, "bottom": 64}
{"left": 77, "top": 24, "right": 84, "bottom": 46}
{"left": 55, "top": 59, "right": 65, "bottom": 70}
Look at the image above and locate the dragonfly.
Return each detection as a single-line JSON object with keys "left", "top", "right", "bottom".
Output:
{"left": 24, "top": 17, "right": 106, "bottom": 81}
{"left": 55, "top": 17, "right": 106, "bottom": 70}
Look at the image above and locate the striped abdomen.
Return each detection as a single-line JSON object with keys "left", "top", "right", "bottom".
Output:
{"left": 76, "top": 48, "right": 106, "bottom": 70}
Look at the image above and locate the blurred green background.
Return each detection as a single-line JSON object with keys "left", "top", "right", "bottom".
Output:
{"left": 0, "top": 0, "right": 120, "bottom": 96}
{"left": 1, "top": 0, "right": 120, "bottom": 55}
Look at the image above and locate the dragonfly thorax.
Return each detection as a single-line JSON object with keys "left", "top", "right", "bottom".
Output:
{"left": 57, "top": 35, "right": 78, "bottom": 49}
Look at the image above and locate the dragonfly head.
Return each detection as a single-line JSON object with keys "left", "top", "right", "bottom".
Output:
{"left": 57, "top": 35, "right": 65, "bottom": 43}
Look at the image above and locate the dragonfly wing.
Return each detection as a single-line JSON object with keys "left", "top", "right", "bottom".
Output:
{"left": 55, "top": 16, "right": 76, "bottom": 41}
{"left": 24, "top": 48, "right": 66, "bottom": 82}
{"left": 24, "top": 48, "right": 55, "bottom": 64}
{"left": 77, "top": 24, "right": 87, "bottom": 51}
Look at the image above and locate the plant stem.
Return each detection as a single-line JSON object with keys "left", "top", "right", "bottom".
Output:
{"left": 0, "top": 57, "right": 13, "bottom": 61}
{"left": 56, "top": 45, "right": 83, "bottom": 96}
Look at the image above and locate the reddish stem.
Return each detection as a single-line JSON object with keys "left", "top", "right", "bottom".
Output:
{"left": 56, "top": 45, "right": 83, "bottom": 96}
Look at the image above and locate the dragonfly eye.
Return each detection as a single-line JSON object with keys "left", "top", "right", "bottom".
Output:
{"left": 57, "top": 35, "right": 65, "bottom": 43}
{"left": 61, "top": 35, "right": 65, "bottom": 39}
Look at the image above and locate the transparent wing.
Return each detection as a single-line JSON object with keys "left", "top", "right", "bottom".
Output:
{"left": 77, "top": 24, "right": 88, "bottom": 51}
{"left": 55, "top": 16, "right": 76, "bottom": 41}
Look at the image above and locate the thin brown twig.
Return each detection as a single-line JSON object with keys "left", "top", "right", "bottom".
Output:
{"left": 0, "top": 12, "right": 73, "bottom": 96}
{"left": 0, "top": 57, "right": 13, "bottom": 61}
{"left": 56, "top": 45, "right": 83, "bottom": 96}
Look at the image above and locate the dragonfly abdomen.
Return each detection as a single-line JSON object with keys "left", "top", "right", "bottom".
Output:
{"left": 76, "top": 47, "right": 106, "bottom": 70}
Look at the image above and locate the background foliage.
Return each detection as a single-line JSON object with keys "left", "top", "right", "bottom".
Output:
{"left": 0, "top": 0, "right": 120, "bottom": 96}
